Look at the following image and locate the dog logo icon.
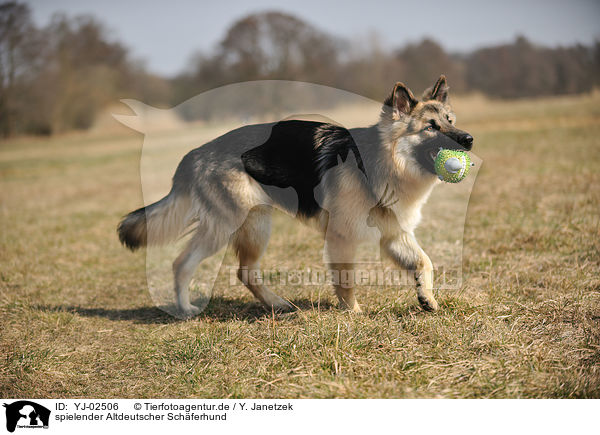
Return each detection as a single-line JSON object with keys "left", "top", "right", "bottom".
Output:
{"left": 3, "top": 401, "right": 50, "bottom": 432}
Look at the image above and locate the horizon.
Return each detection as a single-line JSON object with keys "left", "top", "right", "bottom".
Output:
{"left": 24, "top": 0, "right": 600, "bottom": 77}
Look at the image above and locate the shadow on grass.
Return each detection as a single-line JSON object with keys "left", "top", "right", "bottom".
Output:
{"left": 32, "top": 304, "right": 178, "bottom": 325}
{"left": 33, "top": 296, "right": 336, "bottom": 325}
{"left": 200, "top": 296, "right": 336, "bottom": 323}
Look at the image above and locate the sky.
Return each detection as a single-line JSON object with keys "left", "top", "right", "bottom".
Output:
{"left": 26, "top": 0, "right": 600, "bottom": 77}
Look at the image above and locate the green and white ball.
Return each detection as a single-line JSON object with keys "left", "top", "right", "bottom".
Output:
{"left": 434, "top": 149, "right": 472, "bottom": 183}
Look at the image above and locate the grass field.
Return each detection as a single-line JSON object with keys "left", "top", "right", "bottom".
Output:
{"left": 1, "top": 93, "right": 599, "bottom": 398}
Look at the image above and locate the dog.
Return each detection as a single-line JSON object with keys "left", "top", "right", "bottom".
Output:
{"left": 117, "top": 75, "right": 473, "bottom": 317}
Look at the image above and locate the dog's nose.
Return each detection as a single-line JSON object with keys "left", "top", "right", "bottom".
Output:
{"left": 460, "top": 134, "right": 473, "bottom": 150}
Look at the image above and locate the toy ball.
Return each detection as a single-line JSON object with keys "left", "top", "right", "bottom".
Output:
{"left": 434, "top": 148, "right": 473, "bottom": 183}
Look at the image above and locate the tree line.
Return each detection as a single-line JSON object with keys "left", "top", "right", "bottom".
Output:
{"left": 0, "top": 2, "right": 169, "bottom": 136}
{"left": 1, "top": 4, "right": 598, "bottom": 137}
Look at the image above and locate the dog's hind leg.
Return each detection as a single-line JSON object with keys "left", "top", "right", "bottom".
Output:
{"left": 233, "top": 206, "right": 293, "bottom": 312}
{"left": 173, "top": 229, "right": 228, "bottom": 318}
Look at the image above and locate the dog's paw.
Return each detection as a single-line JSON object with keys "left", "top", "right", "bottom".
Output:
{"left": 418, "top": 295, "right": 439, "bottom": 312}
{"left": 272, "top": 300, "right": 295, "bottom": 313}
{"left": 339, "top": 302, "right": 363, "bottom": 313}
{"left": 265, "top": 297, "right": 295, "bottom": 314}
{"left": 350, "top": 304, "right": 363, "bottom": 314}
{"left": 178, "top": 304, "right": 201, "bottom": 319}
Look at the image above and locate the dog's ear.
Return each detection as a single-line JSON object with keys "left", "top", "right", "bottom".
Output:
{"left": 389, "top": 82, "right": 417, "bottom": 120}
{"left": 423, "top": 75, "right": 449, "bottom": 104}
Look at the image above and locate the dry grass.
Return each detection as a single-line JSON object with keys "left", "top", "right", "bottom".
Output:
{"left": 1, "top": 93, "right": 599, "bottom": 398}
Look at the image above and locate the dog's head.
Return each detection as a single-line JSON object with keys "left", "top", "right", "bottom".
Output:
{"left": 379, "top": 75, "right": 473, "bottom": 177}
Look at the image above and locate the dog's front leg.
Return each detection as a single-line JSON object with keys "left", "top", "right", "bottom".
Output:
{"left": 413, "top": 248, "right": 438, "bottom": 312}
{"left": 325, "top": 235, "right": 361, "bottom": 313}
{"left": 329, "top": 262, "right": 361, "bottom": 312}
{"left": 381, "top": 233, "right": 439, "bottom": 312}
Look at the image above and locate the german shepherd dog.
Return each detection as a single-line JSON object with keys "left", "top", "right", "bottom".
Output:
{"left": 118, "top": 76, "right": 473, "bottom": 318}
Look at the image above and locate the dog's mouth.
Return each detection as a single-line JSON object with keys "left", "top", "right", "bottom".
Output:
{"left": 413, "top": 133, "right": 466, "bottom": 175}
{"left": 414, "top": 144, "right": 441, "bottom": 175}
{"left": 428, "top": 149, "right": 438, "bottom": 162}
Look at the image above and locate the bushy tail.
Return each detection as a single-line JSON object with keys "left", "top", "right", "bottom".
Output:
{"left": 117, "top": 190, "right": 192, "bottom": 251}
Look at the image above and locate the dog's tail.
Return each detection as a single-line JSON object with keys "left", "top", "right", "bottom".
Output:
{"left": 117, "top": 189, "right": 192, "bottom": 251}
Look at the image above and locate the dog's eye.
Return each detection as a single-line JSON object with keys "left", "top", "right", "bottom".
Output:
{"left": 425, "top": 121, "right": 438, "bottom": 131}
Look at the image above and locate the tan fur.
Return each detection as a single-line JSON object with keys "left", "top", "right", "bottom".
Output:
{"left": 145, "top": 193, "right": 194, "bottom": 246}
{"left": 233, "top": 206, "right": 293, "bottom": 311}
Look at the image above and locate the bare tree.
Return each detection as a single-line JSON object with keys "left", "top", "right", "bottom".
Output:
{"left": 0, "top": 2, "right": 40, "bottom": 136}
